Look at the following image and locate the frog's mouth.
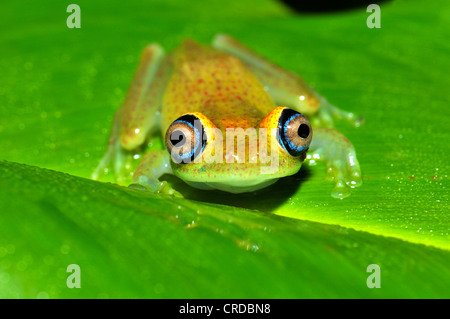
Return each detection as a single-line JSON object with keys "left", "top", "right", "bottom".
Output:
{"left": 184, "top": 178, "right": 279, "bottom": 193}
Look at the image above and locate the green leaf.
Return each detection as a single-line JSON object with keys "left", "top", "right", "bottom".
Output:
{"left": 0, "top": 160, "right": 449, "bottom": 298}
{"left": 0, "top": 0, "right": 448, "bottom": 298}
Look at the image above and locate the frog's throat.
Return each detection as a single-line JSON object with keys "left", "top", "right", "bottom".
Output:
{"left": 184, "top": 178, "right": 279, "bottom": 193}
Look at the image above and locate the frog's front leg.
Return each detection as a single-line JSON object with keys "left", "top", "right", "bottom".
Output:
{"left": 129, "top": 150, "right": 183, "bottom": 197}
{"left": 308, "top": 127, "right": 362, "bottom": 199}
{"left": 92, "top": 43, "right": 169, "bottom": 183}
{"left": 212, "top": 34, "right": 363, "bottom": 127}
{"left": 91, "top": 109, "right": 131, "bottom": 183}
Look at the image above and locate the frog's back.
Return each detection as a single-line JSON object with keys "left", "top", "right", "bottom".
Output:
{"left": 161, "top": 39, "right": 275, "bottom": 131}
{"left": 171, "top": 38, "right": 226, "bottom": 66}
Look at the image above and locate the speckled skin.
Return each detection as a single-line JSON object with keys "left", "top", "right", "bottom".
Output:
{"left": 92, "top": 34, "right": 362, "bottom": 198}
{"left": 160, "top": 40, "right": 304, "bottom": 189}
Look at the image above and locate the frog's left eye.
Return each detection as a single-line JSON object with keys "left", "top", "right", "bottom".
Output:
{"left": 165, "top": 114, "right": 207, "bottom": 164}
{"left": 277, "top": 108, "right": 312, "bottom": 157}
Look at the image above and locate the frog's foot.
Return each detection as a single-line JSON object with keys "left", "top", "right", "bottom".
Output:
{"left": 315, "top": 98, "right": 365, "bottom": 128}
{"left": 129, "top": 178, "right": 183, "bottom": 198}
{"left": 308, "top": 127, "right": 362, "bottom": 199}
{"left": 91, "top": 138, "right": 136, "bottom": 184}
{"left": 129, "top": 150, "right": 183, "bottom": 198}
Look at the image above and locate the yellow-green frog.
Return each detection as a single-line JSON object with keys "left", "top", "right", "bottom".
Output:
{"left": 92, "top": 34, "right": 362, "bottom": 199}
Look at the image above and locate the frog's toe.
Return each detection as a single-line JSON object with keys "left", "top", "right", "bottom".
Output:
{"left": 347, "top": 165, "right": 363, "bottom": 188}
{"left": 92, "top": 153, "right": 118, "bottom": 181}
{"left": 312, "top": 107, "right": 335, "bottom": 128}
{"left": 91, "top": 139, "right": 136, "bottom": 185}
{"left": 130, "top": 176, "right": 184, "bottom": 198}
{"left": 308, "top": 127, "right": 363, "bottom": 199}
{"left": 354, "top": 115, "right": 365, "bottom": 128}
{"left": 91, "top": 155, "right": 110, "bottom": 180}
{"left": 318, "top": 98, "right": 365, "bottom": 128}
{"left": 325, "top": 152, "right": 362, "bottom": 199}
{"left": 155, "top": 181, "right": 184, "bottom": 198}
{"left": 113, "top": 152, "right": 135, "bottom": 184}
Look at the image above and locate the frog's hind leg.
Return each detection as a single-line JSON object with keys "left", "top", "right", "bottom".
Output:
{"left": 212, "top": 34, "right": 363, "bottom": 127}
{"left": 92, "top": 43, "right": 170, "bottom": 184}
{"left": 314, "top": 98, "right": 364, "bottom": 128}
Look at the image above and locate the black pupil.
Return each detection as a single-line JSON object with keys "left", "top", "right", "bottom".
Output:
{"left": 170, "top": 130, "right": 185, "bottom": 147}
{"left": 298, "top": 124, "right": 310, "bottom": 138}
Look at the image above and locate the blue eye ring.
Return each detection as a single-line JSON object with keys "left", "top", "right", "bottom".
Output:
{"left": 277, "top": 108, "right": 312, "bottom": 157}
{"left": 165, "top": 114, "right": 207, "bottom": 164}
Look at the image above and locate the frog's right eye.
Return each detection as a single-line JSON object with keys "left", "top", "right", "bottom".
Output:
{"left": 277, "top": 108, "right": 312, "bottom": 157}
{"left": 165, "top": 114, "right": 207, "bottom": 164}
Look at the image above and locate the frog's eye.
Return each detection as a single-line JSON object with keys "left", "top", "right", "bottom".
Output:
{"left": 277, "top": 108, "right": 312, "bottom": 157}
{"left": 165, "top": 114, "right": 207, "bottom": 164}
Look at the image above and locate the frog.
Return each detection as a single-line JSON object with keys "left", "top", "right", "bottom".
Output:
{"left": 91, "top": 34, "right": 363, "bottom": 199}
